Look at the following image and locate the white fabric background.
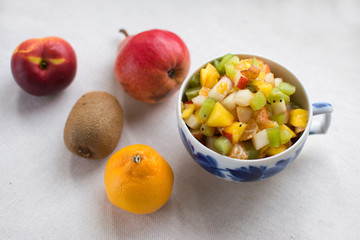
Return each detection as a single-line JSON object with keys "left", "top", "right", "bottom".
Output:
{"left": 1, "top": 0, "right": 359, "bottom": 239}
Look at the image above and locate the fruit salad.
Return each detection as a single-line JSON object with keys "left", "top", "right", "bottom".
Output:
{"left": 181, "top": 54, "right": 309, "bottom": 159}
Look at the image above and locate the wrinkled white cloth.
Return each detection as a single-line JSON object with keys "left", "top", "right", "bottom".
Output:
{"left": 1, "top": 0, "right": 359, "bottom": 239}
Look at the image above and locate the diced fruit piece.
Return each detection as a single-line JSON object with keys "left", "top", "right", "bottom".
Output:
{"left": 185, "top": 86, "right": 201, "bottom": 101}
{"left": 264, "top": 72, "right": 275, "bottom": 86}
{"left": 234, "top": 75, "right": 249, "bottom": 89}
{"left": 191, "top": 94, "right": 207, "bottom": 108}
{"left": 242, "top": 141, "right": 259, "bottom": 159}
{"left": 289, "top": 109, "right": 308, "bottom": 128}
{"left": 188, "top": 73, "right": 201, "bottom": 87}
{"left": 272, "top": 113, "right": 285, "bottom": 125}
{"left": 208, "top": 76, "right": 233, "bottom": 102}
{"left": 267, "top": 87, "right": 290, "bottom": 104}
{"left": 267, "top": 87, "right": 283, "bottom": 103}
{"left": 190, "top": 129, "right": 203, "bottom": 141}
{"left": 229, "top": 143, "right": 248, "bottom": 159}
{"left": 228, "top": 56, "right": 240, "bottom": 66}
{"left": 266, "top": 126, "right": 281, "bottom": 148}
{"left": 257, "top": 82, "right": 272, "bottom": 98}
{"left": 259, "top": 120, "right": 278, "bottom": 129}
{"left": 225, "top": 55, "right": 241, "bottom": 79}
{"left": 274, "top": 78, "right": 283, "bottom": 87}
{"left": 205, "top": 136, "right": 216, "bottom": 151}
{"left": 232, "top": 69, "right": 241, "bottom": 84}
{"left": 295, "top": 126, "right": 306, "bottom": 134}
{"left": 279, "top": 124, "right": 296, "bottom": 144}
{"left": 220, "top": 91, "right": 237, "bottom": 111}
{"left": 252, "top": 129, "right": 270, "bottom": 150}
{"left": 200, "top": 124, "right": 215, "bottom": 137}
{"left": 205, "top": 102, "right": 235, "bottom": 127}
{"left": 222, "top": 122, "right": 247, "bottom": 143}
{"left": 250, "top": 90, "right": 266, "bottom": 111}
{"left": 266, "top": 145, "right": 287, "bottom": 156}
{"left": 239, "top": 119, "right": 258, "bottom": 141}
{"left": 245, "top": 80, "right": 258, "bottom": 92}
{"left": 216, "top": 53, "right": 234, "bottom": 75}
{"left": 184, "top": 114, "right": 201, "bottom": 129}
{"left": 234, "top": 89, "right": 254, "bottom": 107}
{"left": 243, "top": 59, "right": 251, "bottom": 69}
{"left": 278, "top": 82, "right": 296, "bottom": 96}
{"left": 199, "top": 87, "right": 211, "bottom": 96}
{"left": 251, "top": 57, "right": 260, "bottom": 68}
{"left": 256, "top": 107, "right": 268, "bottom": 124}
{"left": 263, "top": 64, "right": 271, "bottom": 74}
{"left": 241, "top": 64, "right": 261, "bottom": 80}
{"left": 257, "top": 147, "right": 269, "bottom": 159}
{"left": 213, "top": 136, "right": 232, "bottom": 155}
{"left": 272, "top": 100, "right": 287, "bottom": 115}
{"left": 200, "top": 63, "right": 220, "bottom": 88}
{"left": 257, "top": 71, "right": 266, "bottom": 81}
{"left": 212, "top": 59, "right": 220, "bottom": 71}
{"left": 181, "top": 103, "right": 195, "bottom": 119}
{"left": 198, "top": 98, "right": 216, "bottom": 121}
{"left": 236, "top": 106, "right": 253, "bottom": 123}
{"left": 225, "top": 63, "right": 236, "bottom": 80}
{"left": 194, "top": 108, "right": 205, "bottom": 123}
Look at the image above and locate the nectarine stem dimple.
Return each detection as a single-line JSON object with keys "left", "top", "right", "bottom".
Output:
{"left": 132, "top": 154, "right": 142, "bottom": 164}
{"left": 119, "top": 29, "right": 129, "bottom": 37}
{"left": 39, "top": 60, "right": 48, "bottom": 70}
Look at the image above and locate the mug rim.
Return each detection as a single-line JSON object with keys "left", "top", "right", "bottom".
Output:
{"left": 177, "top": 53, "right": 313, "bottom": 164}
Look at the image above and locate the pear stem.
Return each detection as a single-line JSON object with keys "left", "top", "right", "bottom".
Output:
{"left": 119, "top": 29, "right": 129, "bottom": 37}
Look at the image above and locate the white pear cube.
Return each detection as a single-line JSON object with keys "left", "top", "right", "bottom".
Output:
{"left": 208, "top": 76, "right": 233, "bottom": 102}
{"left": 274, "top": 77, "right": 283, "bottom": 87}
{"left": 272, "top": 100, "right": 287, "bottom": 115}
{"left": 220, "top": 91, "right": 237, "bottom": 111}
{"left": 191, "top": 95, "right": 207, "bottom": 108}
{"left": 234, "top": 89, "right": 254, "bottom": 107}
{"left": 252, "top": 129, "right": 270, "bottom": 150}
{"left": 236, "top": 106, "right": 253, "bottom": 123}
{"left": 184, "top": 114, "right": 202, "bottom": 129}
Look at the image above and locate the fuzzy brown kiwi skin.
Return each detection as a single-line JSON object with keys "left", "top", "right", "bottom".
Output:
{"left": 64, "top": 91, "right": 124, "bottom": 159}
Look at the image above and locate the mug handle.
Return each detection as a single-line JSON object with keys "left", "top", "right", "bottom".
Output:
{"left": 310, "top": 102, "right": 333, "bottom": 134}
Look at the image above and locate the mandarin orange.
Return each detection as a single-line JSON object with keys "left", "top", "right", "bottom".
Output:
{"left": 104, "top": 144, "right": 174, "bottom": 214}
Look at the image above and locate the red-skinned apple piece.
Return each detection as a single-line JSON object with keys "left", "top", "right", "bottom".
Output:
{"left": 11, "top": 37, "right": 77, "bottom": 96}
{"left": 114, "top": 29, "right": 190, "bottom": 103}
{"left": 236, "top": 75, "right": 249, "bottom": 89}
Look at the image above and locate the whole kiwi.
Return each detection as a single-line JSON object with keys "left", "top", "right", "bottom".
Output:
{"left": 64, "top": 91, "right": 124, "bottom": 159}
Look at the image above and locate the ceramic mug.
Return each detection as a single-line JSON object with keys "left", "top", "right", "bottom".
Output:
{"left": 177, "top": 54, "right": 333, "bottom": 182}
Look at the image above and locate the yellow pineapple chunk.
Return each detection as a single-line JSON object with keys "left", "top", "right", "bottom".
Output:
{"left": 289, "top": 109, "right": 308, "bottom": 128}
{"left": 194, "top": 108, "right": 205, "bottom": 124}
{"left": 257, "top": 71, "right": 266, "bottom": 81}
{"left": 181, "top": 103, "right": 195, "bottom": 119}
{"left": 258, "top": 82, "right": 273, "bottom": 98}
{"left": 222, "top": 122, "right": 247, "bottom": 143}
{"left": 279, "top": 124, "right": 296, "bottom": 138}
{"left": 265, "top": 145, "right": 287, "bottom": 156}
{"left": 200, "top": 63, "right": 220, "bottom": 88}
{"left": 205, "top": 102, "right": 235, "bottom": 127}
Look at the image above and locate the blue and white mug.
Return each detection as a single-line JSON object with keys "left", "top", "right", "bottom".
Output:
{"left": 177, "top": 54, "right": 333, "bottom": 182}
